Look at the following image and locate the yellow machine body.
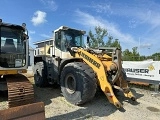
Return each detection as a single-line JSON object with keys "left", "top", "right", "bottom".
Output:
{"left": 0, "top": 19, "right": 45, "bottom": 119}
{"left": 33, "top": 26, "right": 136, "bottom": 108}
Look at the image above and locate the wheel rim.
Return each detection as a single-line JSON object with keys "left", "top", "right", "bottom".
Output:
{"left": 65, "top": 73, "right": 76, "bottom": 94}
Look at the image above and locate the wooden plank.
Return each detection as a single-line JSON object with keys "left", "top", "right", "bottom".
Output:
{"left": 129, "top": 81, "right": 150, "bottom": 86}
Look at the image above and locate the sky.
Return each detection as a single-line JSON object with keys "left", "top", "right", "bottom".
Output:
{"left": 0, "top": 0, "right": 160, "bottom": 55}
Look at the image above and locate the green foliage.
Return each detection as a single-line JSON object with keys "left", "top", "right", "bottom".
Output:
{"left": 105, "top": 36, "right": 121, "bottom": 49}
{"left": 132, "top": 47, "right": 140, "bottom": 57}
{"left": 147, "top": 53, "right": 160, "bottom": 60}
{"left": 88, "top": 26, "right": 107, "bottom": 48}
{"left": 122, "top": 47, "right": 140, "bottom": 61}
{"left": 122, "top": 48, "right": 160, "bottom": 61}
{"left": 88, "top": 26, "right": 160, "bottom": 61}
{"left": 123, "top": 49, "right": 132, "bottom": 56}
{"left": 88, "top": 26, "right": 121, "bottom": 49}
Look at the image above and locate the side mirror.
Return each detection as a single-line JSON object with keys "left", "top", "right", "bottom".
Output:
{"left": 26, "top": 35, "right": 29, "bottom": 39}
{"left": 87, "top": 36, "right": 90, "bottom": 43}
{"left": 86, "top": 36, "right": 90, "bottom": 48}
{"left": 23, "top": 34, "right": 29, "bottom": 40}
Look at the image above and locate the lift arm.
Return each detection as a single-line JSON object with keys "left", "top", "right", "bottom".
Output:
{"left": 75, "top": 48, "right": 123, "bottom": 108}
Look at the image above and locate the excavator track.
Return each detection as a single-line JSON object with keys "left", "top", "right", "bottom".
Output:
{"left": 6, "top": 74, "right": 34, "bottom": 108}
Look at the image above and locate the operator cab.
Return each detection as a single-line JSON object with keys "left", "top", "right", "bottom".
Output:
{"left": 54, "top": 26, "right": 86, "bottom": 52}
{"left": 0, "top": 19, "right": 29, "bottom": 68}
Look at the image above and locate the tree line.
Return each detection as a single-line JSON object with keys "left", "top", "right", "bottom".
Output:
{"left": 88, "top": 26, "right": 160, "bottom": 61}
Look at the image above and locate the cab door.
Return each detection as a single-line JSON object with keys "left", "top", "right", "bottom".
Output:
{"left": 54, "top": 31, "right": 63, "bottom": 58}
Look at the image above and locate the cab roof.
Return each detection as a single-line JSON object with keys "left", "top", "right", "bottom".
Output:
{"left": 0, "top": 22, "right": 25, "bottom": 31}
{"left": 53, "top": 26, "right": 86, "bottom": 34}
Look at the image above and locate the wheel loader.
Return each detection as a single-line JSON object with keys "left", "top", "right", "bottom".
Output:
{"left": 0, "top": 19, "right": 45, "bottom": 120}
{"left": 33, "top": 26, "right": 136, "bottom": 108}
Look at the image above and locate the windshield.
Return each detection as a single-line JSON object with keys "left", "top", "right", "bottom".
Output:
{"left": 0, "top": 26, "right": 26, "bottom": 68}
{"left": 62, "top": 30, "right": 84, "bottom": 48}
{"left": 0, "top": 26, "right": 25, "bottom": 53}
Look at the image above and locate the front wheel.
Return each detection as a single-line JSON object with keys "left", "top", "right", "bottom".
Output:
{"left": 60, "top": 62, "right": 97, "bottom": 105}
{"left": 34, "top": 62, "right": 48, "bottom": 87}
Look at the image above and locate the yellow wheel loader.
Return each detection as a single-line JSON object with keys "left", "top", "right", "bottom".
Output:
{"left": 0, "top": 19, "right": 45, "bottom": 119}
{"left": 33, "top": 26, "right": 136, "bottom": 108}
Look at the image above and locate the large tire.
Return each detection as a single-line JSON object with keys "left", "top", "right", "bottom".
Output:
{"left": 34, "top": 62, "right": 48, "bottom": 87}
{"left": 60, "top": 62, "right": 97, "bottom": 105}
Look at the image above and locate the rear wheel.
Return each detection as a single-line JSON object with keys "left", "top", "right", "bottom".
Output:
{"left": 34, "top": 62, "right": 48, "bottom": 87}
{"left": 60, "top": 62, "right": 97, "bottom": 105}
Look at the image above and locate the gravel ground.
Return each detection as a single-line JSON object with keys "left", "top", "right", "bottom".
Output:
{"left": 0, "top": 70, "right": 160, "bottom": 120}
